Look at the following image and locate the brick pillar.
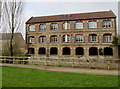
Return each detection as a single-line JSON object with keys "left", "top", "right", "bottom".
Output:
{"left": 58, "top": 22, "right": 63, "bottom": 30}
{"left": 70, "top": 47, "right": 75, "bottom": 56}
{"left": 70, "top": 21, "right": 75, "bottom": 30}
{"left": 35, "top": 24, "right": 40, "bottom": 32}
{"left": 72, "top": 34, "right": 75, "bottom": 43}
{"left": 84, "top": 21, "right": 88, "bottom": 29}
{"left": 58, "top": 47, "right": 62, "bottom": 56}
{"left": 99, "top": 33, "right": 103, "bottom": 44}
{"left": 34, "top": 47, "right": 38, "bottom": 55}
{"left": 97, "top": 20, "right": 102, "bottom": 29}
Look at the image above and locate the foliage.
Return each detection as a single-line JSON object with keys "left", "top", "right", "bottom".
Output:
{"left": 2, "top": 66, "right": 118, "bottom": 87}
{"left": 112, "top": 36, "right": 119, "bottom": 46}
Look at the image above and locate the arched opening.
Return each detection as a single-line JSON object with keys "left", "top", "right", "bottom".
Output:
{"left": 63, "top": 47, "right": 71, "bottom": 55}
{"left": 28, "top": 48, "right": 34, "bottom": 54}
{"left": 76, "top": 47, "right": 84, "bottom": 55}
{"left": 50, "top": 47, "right": 58, "bottom": 55}
{"left": 28, "top": 36, "right": 35, "bottom": 43}
{"left": 103, "top": 34, "right": 112, "bottom": 42}
{"left": 104, "top": 47, "right": 113, "bottom": 56}
{"left": 39, "top": 48, "right": 46, "bottom": 55}
{"left": 89, "top": 47, "right": 98, "bottom": 56}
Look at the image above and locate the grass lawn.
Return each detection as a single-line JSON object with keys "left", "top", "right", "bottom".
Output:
{"left": 2, "top": 66, "right": 119, "bottom": 87}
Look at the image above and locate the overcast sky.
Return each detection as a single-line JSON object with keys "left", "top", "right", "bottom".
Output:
{"left": 22, "top": 1, "right": 119, "bottom": 38}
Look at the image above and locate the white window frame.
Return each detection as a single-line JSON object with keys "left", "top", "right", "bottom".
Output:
{"left": 51, "top": 36, "right": 58, "bottom": 43}
{"left": 40, "top": 24, "right": 46, "bottom": 31}
{"left": 75, "top": 22, "right": 83, "bottom": 29}
{"left": 103, "top": 34, "right": 112, "bottom": 42}
{"left": 29, "top": 25, "right": 35, "bottom": 31}
{"left": 51, "top": 24, "right": 58, "bottom": 30}
{"left": 63, "top": 22, "right": 70, "bottom": 30}
{"left": 40, "top": 36, "right": 46, "bottom": 43}
{"left": 76, "top": 35, "right": 84, "bottom": 42}
{"left": 63, "top": 35, "right": 70, "bottom": 42}
{"left": 89, "top": 21, "right": 97, "bottom": 28}
{"left": 89, "top": 34, "right": 97, "bottom": 42}
{"left": 29, "top": 36, "right": 35, "bottom": 43}
{"left": 103, "top": 20, "right": 112, "bottom": 28}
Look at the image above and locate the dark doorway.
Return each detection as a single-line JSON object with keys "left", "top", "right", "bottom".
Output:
{"left": 63, "top": 47, "right": 71, "bottom": 55}
{"left": 104, "top": 47, "right": 113, "bottom": 56}
{"left": 89, "top": 47, "right": 98, "bottom": 56}
{"left": 76, "top": 47, "right": 84, "bottom": 55}
{"left": 50, "top": 47, "right": 58, "bottom": 55}
{"left": 28, "top": 48, "right": 34, "bottom": 54}
{"left": 39, "top": 48, "right": 46, "bottom": 55}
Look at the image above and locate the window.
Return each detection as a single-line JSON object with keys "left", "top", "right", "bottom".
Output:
{"left": 103, "top": 34, "right": 112, "bottom": 42}
{"left": 40, "top": 24, "right": 46, "bottom": 31}
{"left": 76, "top": 35, "right": 84, "bottom": 42}
{"left": 63, "top": 47, "right": 71, "bottom": 55}
{"left": 50, "top": 35, "right": 58, "bottom": 43}
{"left": 51, "top": 24, "right": 58, "bottom": 30}
{"left": 50, "top": 47, "right": 58, "bottom": 55}
{"left": 39, "top": 36, "right": 46, "bottom": 43}
{"left": 63, "top": 35, "right": 70, "bottom": 42}
{"left": 29, "top": 25, "right": 35, "bottom": 31}
{"left": 63, "top": 22, "right": 70, "bottom": 30}
{"left": 104, "top": 47, "right": 113, "bottom": 56}
{"left": 89, "top": 47, "right": 98, "bottom": 56}
{"left": 75, "top": 22, "right": 83, "bottom": 29}
{"left": 28, "top": 48, "right": 34, "bottom": 54}
{"left": 28, "top": 36, "right": 35, "bottom": 43}
{"left": 89, "top": 21, "right": 97, "bottom": 28}
{"left": 76, "top": 47, "right": 84, "bottom": 55}
{"left": 39, "top": 48, "right": 46, "bottom": 55}
{"left": 103, "top": 20, "right": 112, "bottom": 28}
{"left": 89, "top": 34, "right": 97, "bottom": 42}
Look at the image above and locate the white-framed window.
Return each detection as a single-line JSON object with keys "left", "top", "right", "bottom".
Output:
{"left": 39, "top": 36, "right": 46, "bottom": 43}
{"left": 29, "top": 36, "right": 35, "bottom": 43}
{"left": 103, "top": 34, "right": 112, "bottom": 42}
{"left": 103, "top": 20, "right": 112, "bottom": 28}
{"left": 89, "top": 21, "right": 97, "bottom": 28}
{"left": 75, "top": 22, "right": 83, "bottom": 29}
{"left": 89, "top": 34, "right": 97, "bottom": 42}
{"left": 29, "top": 25, "right": 35, "bottom": 31}
{"left": 63, "top": 22, "right": 70, "bottom": 30}
{"left": 40, "top": 24, "right": 46, "bottom": 31}
{"left": 76, "top": 35, "right": 84, "bottom": 42}
{"left": 50, "top": 35, "right": 58, "bottom": 43}
{"left": 51, "top": 24, "right": 58, "bottom": 30}
{"left": 63, "top": 35, "right": 70, "bottom": 42}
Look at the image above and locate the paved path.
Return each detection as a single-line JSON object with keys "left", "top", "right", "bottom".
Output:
{"left": 1, "top": 63, "right": 119, "bottom": 75}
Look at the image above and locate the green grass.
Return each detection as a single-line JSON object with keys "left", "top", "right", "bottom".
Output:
{"left": 2, "top": 66, "right": 119, "bottom": 87}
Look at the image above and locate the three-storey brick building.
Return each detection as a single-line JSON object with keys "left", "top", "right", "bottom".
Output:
{"left": 26, "top": 10, "right": 118, "bottom": 59}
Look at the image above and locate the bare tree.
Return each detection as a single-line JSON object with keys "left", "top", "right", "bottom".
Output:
{"left": 2, "top": 0, "right": 24, "bottom": 56}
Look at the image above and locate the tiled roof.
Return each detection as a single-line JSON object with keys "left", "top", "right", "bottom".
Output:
{"left": 0, "top": 33, "right": 24, "bottom": 40}
{"left": 26, "top": 10, "right": 116, "bottom": 24}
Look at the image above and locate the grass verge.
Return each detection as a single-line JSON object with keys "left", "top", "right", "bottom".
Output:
{"left": 2, "top": 66, "right": 119, "bottom": 87}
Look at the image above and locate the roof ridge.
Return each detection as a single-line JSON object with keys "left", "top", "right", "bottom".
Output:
{"left": 26, "top": 10, "right": 116, "bottom": 24}
{"left": 33, "top": 10, "right": 111, "bottom": 18}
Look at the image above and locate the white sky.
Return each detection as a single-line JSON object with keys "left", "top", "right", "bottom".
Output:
{"left": 22, "top": 1, "right": 119, "bottom": 38}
